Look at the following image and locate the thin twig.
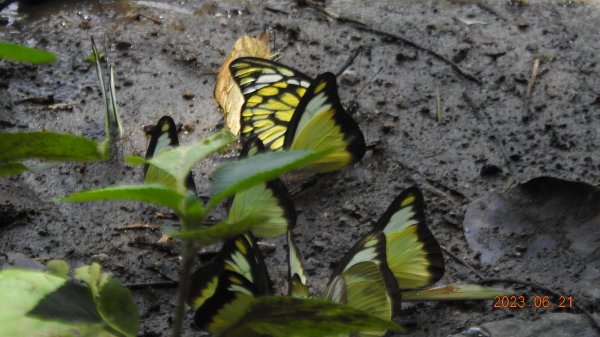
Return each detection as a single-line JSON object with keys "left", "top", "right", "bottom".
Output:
{"left": 305, "top": 4, "right": 482, "bottom": 85}
{"left": 138, "top": 13, "right": 163, "bottom": 25}
{"left": 392, "top": 159, "right": 467, "bottom": 203}
{"left": 522, "top": 56, "right": 541, "bottom": 122}
{"left": 114, "top": 223, "right": 160, "bottom": 231}
{"left": 441, "top": 247, "right": 485, "bottom": 280}
{"left": 478, "top": 278, "right": 600, "bottom": 334}
{"left": 264, "top": 6, "right": 289, "bottom": 15}
{"left": 435, "top": 87, "right": 443, "bottom": 122}
{"left": 424, "top": 178, "right": 467, "bottom": 201}
{"left": 462, "top": 92, "right": 517, "bottom": 180}
{"left": 126, "top": 280, "right": 178, "bottom": 289}
{"left": 347, "top": 66, "right": 383, "bottom": 115}
{"left": 476, "top": 3, "right": 508, "bottom": 21}
{"left": 335, "top": 46, "right": 363, "bottom": 77}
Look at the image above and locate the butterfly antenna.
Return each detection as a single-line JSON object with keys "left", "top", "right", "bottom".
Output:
{"left": 347, "top": 66, "right": 383, "bottom": 115}
{"left": 334, "top": 46, "right": 362, "bottom": 78}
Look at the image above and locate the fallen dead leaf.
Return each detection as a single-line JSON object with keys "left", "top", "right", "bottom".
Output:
{"left": 157, "top": 234, "right": 172, "bottom": 244}
{"left": 214, "top": 33, "right": 271, "bottom": 136}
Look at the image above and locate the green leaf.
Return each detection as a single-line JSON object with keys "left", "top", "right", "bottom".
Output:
{"left": 180, "top": 191, "right": 204, "bottom": 231}
{"left": 125, "top": 155, "right": 146, "bottom": 166}
{"left": 59, "top": 184, "right": 189, "bottom": 216}
{"left": 97, "top": 277, "right": 139, "bottom": 337}
{"left": 0, "top": 162, "right": 29, "bottom": 176}
{"left": 74, "top": 263, "right": 105, "bottom": 298}
{"left": 107, "top": 66, "right": 123, "bottom": 139}
{"left": 74, "top": 263, "right": 139, "bottom": 337}
{"left": 402, "top": 284, "right": 515, "bottom": 301}
{"left": 91, "top": 38, "right": 110, "bottom": 140}
{"left": 216, "top": 296, "right": 403, "bottom": 337}
{"left": 46, "top": 260, "right": 69, "bottom": 278}
{"left": 0, "top": 42, "right": 56, "bottom": 64}
{"left": 0, "top": 132, "right": 107, "bottom": 163}
{"left": 209, "top": 149, "right": 331, "bottom": 208}
{"left": 0, "top": 268, "right": 114, "bottom": 337}
{"left": 145, "top": 129, "right": 236, "bottom": 190}
{"left": 28, "top": 282, "right": 101, "bottom": 323}
{"left": 170, "top": 213, "right": 268, "bottom": 245}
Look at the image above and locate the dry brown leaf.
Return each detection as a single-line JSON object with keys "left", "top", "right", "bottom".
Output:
{"left": 157, "top": 234, "right": 172, "bottom": 244}
{"left": 214, "top": 33, "right": 271, "bottom": 136}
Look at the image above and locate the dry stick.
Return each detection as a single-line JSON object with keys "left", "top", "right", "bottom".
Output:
{"left": 476, "top": 3, "right": 508, "bottom": 21}
{"left": 335, "top": 46, "right": 363, "bottom": 77}
{"left": 462, "top": 92, "right": 517, "bottom": 180}
{"left": 478, "top": 278, "right": 600, "bottom": 334}
{"left": 126, "top": 280, "right": 178, "bottom": 289}
{"left": 306, "top": 4, "right": 482, "bottom": 85}
{"left": 435, "top": 87, "right": 443, "bottom": 122}
{"left": 346, "top": 66, "right": 383, "bottom": 116}
{"left": 114, "top": 223, "right": 161, "bottom": 231}
{"left": 391, "top": 159, "right": 467, "bottom": 202}
{"left": 138, "top": 13, "right": 163, "bottom": 25}
{"left": 390, "top": 159, "right": 467, "bottom": 203}
{"left": 441, "top": 247, "right": 485, "bottom": 280}
{"left": 522, "top": 57, "right": 541, "bottom": 122}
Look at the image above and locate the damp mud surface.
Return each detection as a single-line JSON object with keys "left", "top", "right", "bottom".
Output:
{"left": 1, "top": 1, "right": 600, "bottom": 336}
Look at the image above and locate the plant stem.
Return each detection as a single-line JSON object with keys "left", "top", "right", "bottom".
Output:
{"left": 171, "top": 239, "right": 197, "bottom": 337}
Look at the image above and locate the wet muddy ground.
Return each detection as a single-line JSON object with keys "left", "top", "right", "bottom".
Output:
{"left": 1, "top": 1, "right": 599, "bottom": 336}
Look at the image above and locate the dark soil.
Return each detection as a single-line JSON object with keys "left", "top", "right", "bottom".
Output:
{"left": 1, "top": 1, "right": 599, "bottom": 336}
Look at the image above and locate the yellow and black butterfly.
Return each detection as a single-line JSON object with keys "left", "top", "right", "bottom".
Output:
{"left": 144, "top": 116, "right": 197, "bottom": 193}
{"left": 287, "top": 229, "right": 402, "bottom": 337}
{"left": 375, "top": 187, "right": 445, "bottom": 289}
{"left": 189, "top": 138, "right": 296, "bottom": 331}
{"left": 230, "top": 57, "right": 366, "bottom": 172}
{"left": 287, "top": 187, "right": 445, "bottom": 334}
{"left": 189, "top": 234, "right": 272, "bottom": 333}
{"left": 192, "top": 229, "right": 401, "bottom": 336}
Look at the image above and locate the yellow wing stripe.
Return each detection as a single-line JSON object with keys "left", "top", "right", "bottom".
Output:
{"left": 229, "top": 57, "right": 313, "bottom": 152}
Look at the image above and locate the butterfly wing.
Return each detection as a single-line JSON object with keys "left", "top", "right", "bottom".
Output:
{"left": 284, "top": 72, "right": 366, "bottom": 172}
{"left": 287, "top": 230, "right": 310, "bottom": 298}
{"left": 375, "top": 187, "right": 445, "bottom": 289}
{"left": 188, "top": 234, "right": 272, "bottom": 310}
{"left": 144, "top": 116, "right": 197, "bottom": 194}
{"left": 229, "top": 57, "right": 312, "bottom": 150}
{"left": 193, "top": 270, "right": 259, "bottom": 334}
{"left": 226, "top": 138, "right": 296, "bottom": 238}
{"left": 324, "top": 232, "right": 401, "bottom": 337}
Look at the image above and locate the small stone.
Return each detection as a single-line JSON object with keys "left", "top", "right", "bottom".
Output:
{"left": 381, "top": 123, "right": 394, "bottom": 133}
{"left": 115, "top": 41, "right": 132, "bottom": 50}
{"left": 342, "top": 201, "right": 357, "bottom": 213}
{"left": 312, "top": 240, "right": 326, "bottom": 252}
{"left": 91, "top": 253, "right": 109, "bottom": 263}
{"left": 182, "top": 92, "right": 195, "bottom": 100}
{"left": 480, "top": 164, "right": 502, "bottom": 177}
